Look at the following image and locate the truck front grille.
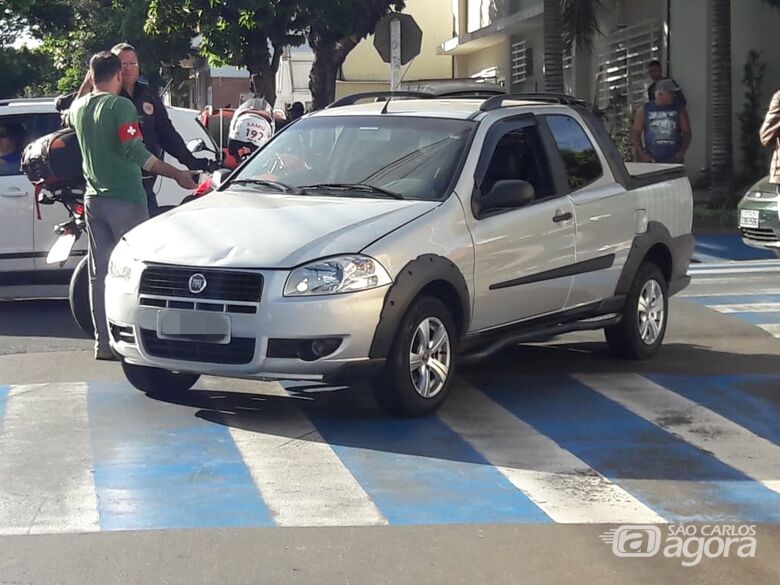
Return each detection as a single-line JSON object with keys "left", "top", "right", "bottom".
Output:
{"left": 140, "top": 266, "right": 263, "bottom": 303}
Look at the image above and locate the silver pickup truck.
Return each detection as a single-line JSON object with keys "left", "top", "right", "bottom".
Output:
{"left": 105, "top": 93, "right": 694, "bottom": 416}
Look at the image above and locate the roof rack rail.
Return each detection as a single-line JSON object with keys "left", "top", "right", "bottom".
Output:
{"left": 326, "top": 91, "right": 434, "bottom": 109}
{"left": 480, "top": 93, "right": 589, "bottom": 112}
{"left": 0, "top": 96, "right": 56, "bottom": 107}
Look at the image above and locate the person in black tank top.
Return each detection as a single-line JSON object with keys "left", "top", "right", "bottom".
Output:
{"left": 632, "top": 79, "right": 692, "bottom": 164}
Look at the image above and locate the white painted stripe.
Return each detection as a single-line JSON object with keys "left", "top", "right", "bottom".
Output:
{"left": 438, "top": 383, "right": 665, "bottom": 524}
{"left": 708, "top": 303, "right": 780, "bottom": 313}
{"left": 0, "top": 383, "right": 99, "bottom": 535}
{"left": 576, "top": 374, "right": 780, "bottom": 495}
{"left": 228, "top": 382, "right": 387, "bottom": 527}
{"left": 758, "top": 324, "right": 780, "bottom": 337}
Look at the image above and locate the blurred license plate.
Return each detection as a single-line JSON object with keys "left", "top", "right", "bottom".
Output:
{"left": 46, "top": 233, "right": 76, "bottom": 264}
{"left": 157, "top": 310, "right": 230, "bottom": 344}
{"left": 740, "top": 209, "right": 760, "bottom": 228}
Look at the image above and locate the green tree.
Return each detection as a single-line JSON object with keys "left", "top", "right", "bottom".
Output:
{"left": 3, "top": 0, "right": 192, "bottom": 94}
{"left": 147, "top": 0, "right": 304, "bottom": 105}
{"left": 302, "top": 0, "right": 405, "bottom": 110}
{"left": 0, "top": 45, "right": 58, "bottom": 97}
{"left": 544, "top": 0, "right": 602, "bottom": 94}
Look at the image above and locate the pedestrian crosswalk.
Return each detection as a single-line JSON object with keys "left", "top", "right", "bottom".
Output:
{"left": 679, "top": 292, "right": 780, "bottom": 338}
{"left": 0, "top": 374, "right": 778, "bottom": 535}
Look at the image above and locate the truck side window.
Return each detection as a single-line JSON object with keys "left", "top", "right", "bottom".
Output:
{"left": 481, "top": 125, "right": 555, "bottom": 200}
{"left": 545, "top": 115, "right": 603, "bottom": 190}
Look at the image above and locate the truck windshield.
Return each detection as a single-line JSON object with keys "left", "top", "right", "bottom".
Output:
{"left": 231, "top": 116, "right": 475, "bottom": 201}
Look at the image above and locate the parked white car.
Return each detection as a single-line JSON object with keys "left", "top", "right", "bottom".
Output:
{"left": 0, "top": 97, "right": 216, "bottom": 300}
{"left": 106, "top": 93, "right": 694, "bottom": 416}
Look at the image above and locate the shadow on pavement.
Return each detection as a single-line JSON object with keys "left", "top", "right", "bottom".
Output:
{"left": 0, "top": 299, "right": 87, "bottom": 340}
{"left": 135, "top": 340, "right": 780, "bottom": 485}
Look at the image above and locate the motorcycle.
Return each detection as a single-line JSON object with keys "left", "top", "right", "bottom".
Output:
{"left": 41, "top": 142, "right": 224, "bottom": 338}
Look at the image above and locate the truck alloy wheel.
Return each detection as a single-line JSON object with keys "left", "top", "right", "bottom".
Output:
{"left": 373, "top": 296, "right": 457, "bottom": 417}
{"left": 605, "top": 262, "right": 668, "bottom": 360}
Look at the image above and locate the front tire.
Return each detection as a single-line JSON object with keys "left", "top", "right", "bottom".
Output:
{"left": 605, "top": 262, "right": 669, "bottom": 359}
{"left": 69, "top": 256, "right": 93, "bottom": 338}
{"left": 122, "top": 361, "right": 200, "bottom": 394}
{"left": 373, "top": 296, "right": 457, "bottom": 417}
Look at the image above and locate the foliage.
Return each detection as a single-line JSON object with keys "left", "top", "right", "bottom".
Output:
{"left": 601, "top": 92, "right": 634, "bottom": 162}
{"left": 3, "top": 0, "right": 192, "bottom": 95}
{"left": 737, "top": 50, "right": 767, "bottom": 185}
{"left": 147, "top": 0, "right": 305, "bottom": 105}
{"left": 562, "top": 0, "right": 601, "bottom": 51}
{"left": 0, "top": 45, "right": 58, "bottom": 97}
{"left": 303, "top": 0, "right": 405, "bottom": 110}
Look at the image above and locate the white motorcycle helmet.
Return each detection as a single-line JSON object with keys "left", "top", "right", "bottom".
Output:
{"left": 228, "top": 97, "right": 275, "bottom": 152}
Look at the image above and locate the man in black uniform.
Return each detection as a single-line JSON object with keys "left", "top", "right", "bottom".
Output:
{"left": 58, "top": 43, "right": 209, "bottom": 213}
{"left": 110, "top": 43, "right": 210, "bottom": 212}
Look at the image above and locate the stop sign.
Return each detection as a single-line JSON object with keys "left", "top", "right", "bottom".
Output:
{"left": 373, "top": 13, "right": 423, "bottom": 66}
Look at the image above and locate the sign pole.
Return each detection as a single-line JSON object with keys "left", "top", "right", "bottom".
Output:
{"left": 390, "top": 17, "right": 401, "bottom": 91}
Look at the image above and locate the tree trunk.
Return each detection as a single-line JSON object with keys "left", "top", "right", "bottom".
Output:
{"left": 710, "top": 0, "right": 733, "bottom": 207}
{"left": 244, "top": 34, "right": 278, "bottom": 107}
{"left": 544, "top": 0, "right": 565, "bottom": 93}
{"left": 309, "top": 34, "right": 359, "bottom": 110}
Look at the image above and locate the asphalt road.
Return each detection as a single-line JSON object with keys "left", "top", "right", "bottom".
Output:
{"left": 0, "top": 265, "right": 778, "bottom": 584}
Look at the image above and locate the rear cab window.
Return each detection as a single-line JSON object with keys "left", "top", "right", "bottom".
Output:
{"left": 544, "top": 114, "right": 603, "bottom": 191}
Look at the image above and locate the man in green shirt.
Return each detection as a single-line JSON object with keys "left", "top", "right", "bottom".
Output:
{"left": 67, "top": 51, "right": 197, "bottom": 360}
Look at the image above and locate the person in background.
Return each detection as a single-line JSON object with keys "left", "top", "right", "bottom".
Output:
{"left": 288, "top": 102, "right": 305, "bottom": 122}
{"left": 632, "top": 79, "right": 692, "bottom": 164}
{"left": 0, "top": 123, "right": 24, "bottom": 175}
{"left": 647, "top": 60, "right": 687, "bottom": 107}
{"left": 66, "top": 51, "right": 197, "bottom": 360}
{"left": 760, "top": 89, "right": 780, "bottom": 187}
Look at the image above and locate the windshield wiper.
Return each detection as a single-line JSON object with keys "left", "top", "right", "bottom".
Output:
{"left": 300, "top": 183, "right": 405, "bottom": 200}
{"left": 230, "top": 179, "right": 296, "bottom": 193}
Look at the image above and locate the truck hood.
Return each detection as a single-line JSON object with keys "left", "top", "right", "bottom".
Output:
{"left": 124, "top": 190, "right": 438, "bottom": 268}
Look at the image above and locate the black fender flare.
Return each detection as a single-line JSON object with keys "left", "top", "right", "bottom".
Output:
{"left": 615, "top": 221, "right": 694, "bottom": 296}
{"left": 369, "top": 254, "right": 471, "bottom": 359}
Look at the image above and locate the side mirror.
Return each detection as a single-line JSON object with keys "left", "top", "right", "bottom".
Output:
{"left": 478, "top": 180, "right": 535, "bottom": 216}
{"left": 211, "top": 168, "right": 231, "bottom": 189}
{"left": 187, "top": 138, "right": 206, "bottom": 154}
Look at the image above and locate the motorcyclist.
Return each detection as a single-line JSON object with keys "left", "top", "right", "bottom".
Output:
{"left": 227, "top": 97, "right": 276, "bottom": 163}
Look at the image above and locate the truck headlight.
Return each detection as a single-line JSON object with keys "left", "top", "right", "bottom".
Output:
{"left": 108, "top": 239, "right": 137, "bottom": 282}
{"left": 284, "top": 255, "right": 392, "bottom": 297}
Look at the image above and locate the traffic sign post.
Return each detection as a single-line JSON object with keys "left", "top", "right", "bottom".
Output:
{"left": 390, "top": 18, "right": 401, "bottom": 91}
{"left": 373, "top": 13, "right": 423, "bottom": 91}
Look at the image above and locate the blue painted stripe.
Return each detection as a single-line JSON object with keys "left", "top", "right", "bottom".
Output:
{"left": 648, "top": 375, "right": 780, "bottom": 446}
{"left": 475, "top": 374, "right": 780, "bottom": 523}
{"left": 724, "top": 311, "right": 780, "bottom": 325}
{"left": 307, "top": 409, "right": 551, "bottom": 525}
{"left": 88, "top": 382, "right": 273, "bottom": 531}
{"left": 0, "top": 385, "right": 8, "bottom": 430}
{"left": 683, "top": 294, "right": 780, "bottom": 306}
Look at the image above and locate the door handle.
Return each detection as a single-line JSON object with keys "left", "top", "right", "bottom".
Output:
{"left": 553, "top": 210, "right": 573, "bottom": 223}
{"left": 1, "top": 187, "right": 27, "bottom": 198}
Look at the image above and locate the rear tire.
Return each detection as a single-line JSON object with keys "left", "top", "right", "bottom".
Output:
{"left": 69, "top": 256, "right": 93, "bottom": 338}
{"left": 372, "top": 296, "right": 457, "bottom": 417}
{"left": 122, "top": 361, "right": 200, "bottom": 394}
{"left": 605, "top": 262, "right": 668, "bottom": 360}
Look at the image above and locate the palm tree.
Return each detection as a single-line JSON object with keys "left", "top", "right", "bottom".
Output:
{"left": 710, "top": 0, "right": 733, "bottom": 207}
{"left": 544, "top": 0, "right": 601, "bottom": 94}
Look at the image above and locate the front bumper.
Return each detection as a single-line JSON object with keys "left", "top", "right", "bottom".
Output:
{"left": 105, "top": 265, "right": 388, "bottom": 381}
{"left": 738, "top": 198, "right": 780, "bottom": 251}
